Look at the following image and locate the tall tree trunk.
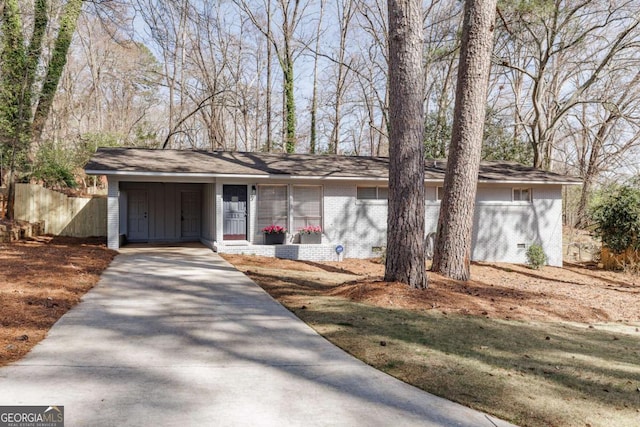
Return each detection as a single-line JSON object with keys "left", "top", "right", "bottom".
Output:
{"left": 25, "top": 0, "right": 49, "bottom": 117}
{"left": 432, "top": 0, "right": 497, "bottom": 281}
{"left": 384, "top": 0, "right": 426, "bottom": 289}
{"left": 330, "top": 0, "right": 355, "bottom": 155}
{"left": 5, "top": 144, "right": 17, "bottom": 220}
{"left": 266, "top": 0, "right": 272, "bottom": 152}
{"left": 1, "top": 0, "right": 33, "bottom": 219}
{"left": 32, "top": 0, "right": 83, "bottom": 145}
{"left": 575, "top": 112, "right": 618, "bottom": 228}
{"left": 283, "top": 54, "right": 296, "bottom": 153}
{"left": 309, "top": 0, "right": 324, "bottom": 154}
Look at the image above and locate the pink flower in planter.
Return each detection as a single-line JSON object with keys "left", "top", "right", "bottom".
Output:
{"left": 299, "top": 225, "right": 322, "bottom": 234}
{"left": 261, "top": 225, "right": 287, "bottom": 234}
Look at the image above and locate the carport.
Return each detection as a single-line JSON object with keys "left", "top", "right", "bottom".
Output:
{"left": 118, "top": 182, "right": 205, "bottom": 244}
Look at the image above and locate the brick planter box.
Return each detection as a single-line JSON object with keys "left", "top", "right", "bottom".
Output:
{"left": 300, "top": 233, "right": 321, "bottom": 244}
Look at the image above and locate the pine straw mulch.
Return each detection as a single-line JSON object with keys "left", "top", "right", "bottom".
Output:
{"left": 222, "top": 254, "right": 640, "bottom": 324}
{"left": 0, "top": 236, "right": 117, "bottom": 366}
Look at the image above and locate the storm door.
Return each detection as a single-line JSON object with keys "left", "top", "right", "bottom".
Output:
{"left": 223, "top": 185, "right": 247, "bottom": 240}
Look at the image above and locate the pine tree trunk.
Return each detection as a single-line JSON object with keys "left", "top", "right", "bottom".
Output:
{"left": 384, "top": 0, "right": 426, "bottom": 289}
{"left": 432, "top": 0, "right": 497, "bottom": 281}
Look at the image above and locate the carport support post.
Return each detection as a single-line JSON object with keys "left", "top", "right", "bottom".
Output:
{"left": 215, "top": 182, "right": 224, "bottom": 243}
{"left": 107, "top": 178, "right": 120, "bottom": 250}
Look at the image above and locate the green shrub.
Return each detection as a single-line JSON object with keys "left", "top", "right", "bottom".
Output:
{"left": 526, "top": 244, "right": 547, "bottom": 269}
{"left": 32, "top": 142, "right": 77, "bottom": 188}
{"left": 591, "top": 185, "right": 640, "bottom": 254}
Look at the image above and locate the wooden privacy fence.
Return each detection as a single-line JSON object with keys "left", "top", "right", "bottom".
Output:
{"left": 14, "top": 184, "right": 107, "bottom": 237}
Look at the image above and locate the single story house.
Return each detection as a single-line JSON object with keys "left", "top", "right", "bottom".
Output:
{"left": 85, "top": 148, "right": 581, "bottom": 266}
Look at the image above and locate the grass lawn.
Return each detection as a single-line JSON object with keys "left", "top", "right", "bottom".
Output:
{"left": 222, "top": 254, "right": 640, "bottom": 427}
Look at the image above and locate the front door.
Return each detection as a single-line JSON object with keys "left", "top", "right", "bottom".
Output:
{"left": 128, "top": 190, "right": 149, "bottom": 241}
{"left": 181, "top": 191, "right": 201, "bottom": 239}
{"left": 223, "top": 185, "right": 247, "bottom": 240}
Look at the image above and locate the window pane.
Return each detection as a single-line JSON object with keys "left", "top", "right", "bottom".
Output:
{"left": 437, "top": 187, "right": 444, "bottom": 200}
{"left": 377, "top": 187, "right": 389, "bottom": 200}
{"left": 257, "top": 185, "right": 288, "bottom": 232}
{"left": 513, "top": 188, "right": 532, "bottom": 202}
{"left": 293, "top": 186, "right": 322, "bottom": 231}
{"left": 357, "top": 187, "right": 377, "bottom": 200}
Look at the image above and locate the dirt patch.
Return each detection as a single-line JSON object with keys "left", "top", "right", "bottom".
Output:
{"left": 0, "top": 236, "right": 116, "bottom": 366}
{"left": 223, "top": 254, "right": 640, "bottom": 324}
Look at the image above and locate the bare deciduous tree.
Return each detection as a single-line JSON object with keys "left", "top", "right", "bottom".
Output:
{"left": 309, "top": 0, "right": 324, "bottom": 153}
{"left": 236, "top": 0, "right": 311, "bottom": 153}
{"left": 494, "top": 0, "right": 640, "bottom": 170}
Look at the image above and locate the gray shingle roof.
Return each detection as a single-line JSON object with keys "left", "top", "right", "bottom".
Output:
{"left": 85, "top": 148, "right": 581, "bottom": 184}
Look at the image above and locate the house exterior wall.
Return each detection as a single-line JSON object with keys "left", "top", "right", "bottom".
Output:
{"left": 104, "top": 174, "right": 564, "bottom": 266}
{"left": 107, "top": 178, "right": 119, "bottom": 250}
{"left": 322, "top": 182, "right": 563, "bottom": 266}
{"left": 470, "top": 185, "right": 563, "bottom": 265}
{"left": 323, "top": 182, "right": 387, "bottom": 259}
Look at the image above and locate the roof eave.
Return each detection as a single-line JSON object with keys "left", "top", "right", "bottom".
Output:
{"left": 85, "top": 169, "right": 579, "bottom": 185}
{"left": 85, "top": 170, "right": 389, "bottom": 181}
{"left": 477, "top": 179, "right": 582, "bottom": 185}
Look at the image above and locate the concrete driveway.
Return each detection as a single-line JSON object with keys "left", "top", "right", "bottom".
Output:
{"left": 0, "top": 245, "right": 513, "bottom": 426}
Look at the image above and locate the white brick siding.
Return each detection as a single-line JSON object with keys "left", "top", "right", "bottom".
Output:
{"left": 472, "top": 185, "right": 563, "bottom": 266}
{"left": 107, "top": 178, "right": 119, "bottom": 250}
{"left": 323, "top": 183, "right": 387, "bottom": 259}
{"left": 322, "top": 182, "right": 563, "bottom": 265}
{"left": 105, "top": 175, "right": 564, "bottom": 266}
{"left": 214, "top": 182, "right": 224, "bottom": 242}
{"left": 216, "top": 243, "right": 340, "bottom": 261}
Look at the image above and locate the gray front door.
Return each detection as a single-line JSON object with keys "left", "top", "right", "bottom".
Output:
{"left": 223, "top": 185, "right": 247, "bottom": 240}
{"left": 128, "top": 190, "right": 148, "bottom": 241}
{"left": 181, "top": 191, "right": 201, "bottom": 239}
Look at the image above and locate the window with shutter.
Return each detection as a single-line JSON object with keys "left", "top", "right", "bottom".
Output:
{"left": 257, "top": 185, "right": 288, "bottom": 232}
{"left": 293, "top": 186, "right": 322, "bottom": 231}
